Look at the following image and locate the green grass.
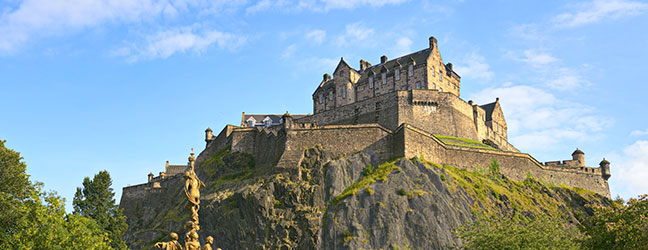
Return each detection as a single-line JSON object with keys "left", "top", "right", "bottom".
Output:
{"left": 332, "top": 159, "right": 401, "bottom": 205}
{"left": 434, "top": 134, "right": 499, "bottom": 150}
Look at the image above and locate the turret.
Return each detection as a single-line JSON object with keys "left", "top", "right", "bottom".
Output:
{"left": 599, "top": 158, "right": 611, "bottom": 180}
{"left": 572, "top": 148, "right": 585, "bottom": 167}
{"left": 205, "top": 127, "right": 213, "bottom": 142}
{"left": 282, "top": 111, "right": 294, "bottom": 129}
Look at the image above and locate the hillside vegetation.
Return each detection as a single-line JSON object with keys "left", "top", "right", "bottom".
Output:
{"left": 121, "top": 146, "right": 613, "bottom": 249}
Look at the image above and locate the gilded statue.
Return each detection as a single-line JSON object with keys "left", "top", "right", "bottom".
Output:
{"left": 154, "top": 232, "right": 182, "bottom": 250}
{"left": 184, "top": 231, "right": 202, "bottom": 250}
{"left": 202, "top": 236, "right": 213, "bottom": 250}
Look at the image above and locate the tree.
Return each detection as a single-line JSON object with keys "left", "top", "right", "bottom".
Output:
{"left": 74, "top": 170, "right": 128, "bottom": 250}
{"left": 454, "top": 213, "right": 582, "bottom": 250}
{"left": 580, "top": 195, "right": 648, "bottom": 250}
{"left": 0, "top": 139, "right": 112, "bottom": 249}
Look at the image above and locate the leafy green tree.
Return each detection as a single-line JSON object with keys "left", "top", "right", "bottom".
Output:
{"left": 580, "top": 195, "right": 648, "bottom": 250}
{"left": 454, "top": 213, "right": 582, "bottom": 250}
{"left": 73, "top": 170, "right": 128, "bottom": 250}
{"left": 0, "top": 139, "right": 112, "bottom": 249}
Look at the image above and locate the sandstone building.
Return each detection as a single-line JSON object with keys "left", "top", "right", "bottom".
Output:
{"left": 122, "top": 36, "right": 611, "bottom": 201}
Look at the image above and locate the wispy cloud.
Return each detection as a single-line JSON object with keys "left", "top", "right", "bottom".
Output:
{"left": 553, "top": 0, "right": 648, "bottom": 28}
{"left": 470, "top": 84, "right": 612, "bottom": 152}
{"left": 392, "top": 37, "right": 413, "bottom": 56}
{"left": 518, "top": 49, "right": 559, "bottom": 67}
{"left": 281, "top": 44, "right": 297, "bottom": 58}
{"left": 305, "top": 29, "right": 326, "bottom": 44}
{"left": 609, "top": 140, "right": 648, "bottom": 199}
{"left": 506, "top": 49, "right": 589, "bottom": 91}
{"left": 631, "top": 129, "right": 648, "bottom": 136}
{"left": 336, "top": 22, "right": 374, "bottom": 47}
{"left": 245, "top": 0, "right": 408, "bottom": 13}
{"left": 0, "top": 0, "right": 242, "bottom": 53}
{"left": 114, "top": 26, "right": 245, "bottom": 62}
{"left": 453, "top": 52, "right": 493, "bottom": 81}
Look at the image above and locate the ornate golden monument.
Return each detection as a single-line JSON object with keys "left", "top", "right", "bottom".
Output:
{"left": 155, "top": 149, "right": 214, "bottom": 250}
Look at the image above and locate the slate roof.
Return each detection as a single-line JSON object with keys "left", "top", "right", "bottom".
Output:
{"left": 480, "top": 102, "right": 497, "bottom": 121}
{"left": 243, "top": 114, "right": 307, "bottom": 126}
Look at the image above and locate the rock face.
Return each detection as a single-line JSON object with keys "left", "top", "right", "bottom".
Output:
{"left": 120, "top": 146, "right": 610, "bottom": 249}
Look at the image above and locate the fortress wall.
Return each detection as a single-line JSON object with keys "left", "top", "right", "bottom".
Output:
{"left": 230, "top": 128, "right": 256, "bottom": 154}
{"left": 252, "top": 128, "right": 287, "bottom": 168}
{"left": 400, "top": 90, "right": 479, "bottom": 141}
{"left": 282, "top": 124, "right": 394, "bottom": 164}
{"left": 401, "top": 125, "right": 610, "bottom": 197}
{"left": 298, "top": 91, "right": 402, "bottom": 130}
{"left": 197, "top": 125, "right": 237, "bottom": 166}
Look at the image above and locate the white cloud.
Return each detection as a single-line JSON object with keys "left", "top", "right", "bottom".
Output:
{"left": 305, "top": 29, "right": 326, "bottom": 44}
{"left": 545, "top": 69, "right": 590, "bottom": 90}
{"left": 520, "top": 49, "right": 558, "bottom": 67}
{"left": 281, "top": 44, "right": 297, "bottom": 58}
{"left": 631, "top": 129, "right": 648, "bottom": 136}
{"left": 392, "top": 37, "right": 413, "bottom": 56}
{"left": 0, "top": 0, "right": 243, "bottom": 53}
{"left": 610, "top": 140, "right": 648, "bottom": 199}
{"left": 470, "top": 84, "right": 611, "bottom": 151}
{"left": 454, "top": 52, "right": 493, "bottom": 81}
{"left": 117, "top": 26, "right": 245, "bottom": 62}
{"left": 336, "top": 22, "right": 374, "bottom": 47}
{"left": 245, "top": 0, "right": 408, "bottom": 13}
{"left": 553, "top": 0, "right": 648, "bottom": 28}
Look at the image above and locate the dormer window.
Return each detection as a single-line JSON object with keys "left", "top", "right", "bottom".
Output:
{"left": 247, "top": 118, "right": 256, "bottom": 127}
{"left": 264, "top": 118, "right": 272, "bottom": 128}
{"left": 395, "top": 69, "right": 400, "bottom": 80}
{"left": 408, "top": 65, "right": 414, "bottom": 76}
{"left": 369, "top": 76, "right": 374, "bottom": 88}
{"left": 381, "top": 72, "right": 386, "bottom": 84}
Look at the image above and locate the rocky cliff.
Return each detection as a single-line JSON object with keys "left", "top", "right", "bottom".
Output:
{"left": 120, "top": 146, "right": 610, "bottom": 249}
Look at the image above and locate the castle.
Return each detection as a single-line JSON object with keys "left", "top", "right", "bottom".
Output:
{"left": 122, "top": 36, "right": 611, "bottom": 200}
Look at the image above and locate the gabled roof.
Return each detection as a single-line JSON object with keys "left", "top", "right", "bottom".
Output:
{"left": 356, "top": 48, "right": 432, "bottom": 83}
{"left": 243, "top": 114, "right": 308, "bottom": 125}
{"left": 333, "top": 57, "right": 355, "bottom": 75}
{"left": 480, "top": 101, "right": 497, "bottom": 121}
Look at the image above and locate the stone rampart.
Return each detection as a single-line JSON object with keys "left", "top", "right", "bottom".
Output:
{"left": 398, "top": 124, "right": 610, "bottom": 197}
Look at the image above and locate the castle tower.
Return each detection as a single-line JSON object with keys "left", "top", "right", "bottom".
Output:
{"left": 205, "top": 127, "right": 213, "bottom": 142}
{"left": 572, "top": 148, "right": 585, "bottom": 167}
{"left": 599, "top": 158, "right": 611, "bottom": 180}
{"left": 282, "top": 111, "right": 293, "bottom": 129}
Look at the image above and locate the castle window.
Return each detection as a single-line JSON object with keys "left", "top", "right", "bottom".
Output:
{"left": 329, "top": 90, "right": 333, "bottom": 100}
{"left": 440, "top": 87, "right": 443, "bottom": 92}
{"left": 395, "top": 69, "right": 400, "bottom": 80}
{"left": 247, "top": 120, "right": 255, "bottom": 127}
{"left": 382, "top": 72, "right": 386, "bottom": 84}
{"left": 408, "top": 65, "right": 414, "bottom": 76}
{"left": 432, "top": 66, "right": 435, "bottom": 76}
{"left": 369, "top": 77, "right": 374, "bottom": 88}
{"left": 433, "top": 83, "right": 436, "bottom": 89}
{"left": 416, "top": 81, "right": 421, "bottom": 89}
{"left": 343, "top": 87, "right": 347, "bottom": 98}
{"left": 319, "top": 93, "right": 324, "bottom": 104}
{"left": 439, "top": 71, "right": 443, "bottom": 81}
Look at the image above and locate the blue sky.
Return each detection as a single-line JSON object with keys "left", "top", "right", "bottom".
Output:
{"left": 1, "top": 0, "right": 647, "bottom": 211}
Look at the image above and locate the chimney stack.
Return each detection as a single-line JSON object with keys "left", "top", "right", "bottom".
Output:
{"left": 323, "top": 73, "right": 331, "bottom": 81}
{"left": 429, "top": 36, "right": 437, "bottom": 49}
{"left": 381, "top": 55, "right": 387, "bottom": 64}
{"left": 360, "top": 59, "right": 372, "bottom": 71}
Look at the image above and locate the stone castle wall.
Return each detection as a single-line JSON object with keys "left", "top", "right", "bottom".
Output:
{"left": 299, "top": 89, "right": 518, "bottom": 152}
{"left": 398, "top": 124, "right": 610, "bottom": 197}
